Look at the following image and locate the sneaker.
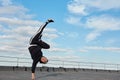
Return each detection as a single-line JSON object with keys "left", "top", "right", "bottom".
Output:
{"left": 47, "top": 19, "right": 54, "bottom": 23}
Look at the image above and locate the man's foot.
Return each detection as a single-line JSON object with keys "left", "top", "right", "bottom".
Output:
{"left": 47, "top": 19, "right": 54, "bottom": 23}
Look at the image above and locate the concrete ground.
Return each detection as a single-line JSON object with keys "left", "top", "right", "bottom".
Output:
{"left": 0, "top": 69, "right": 120, "bottom": 80}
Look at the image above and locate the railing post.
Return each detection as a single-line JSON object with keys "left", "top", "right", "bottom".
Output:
{"left": 62, "top": 61, "right": 64, "bottom": 68}
{"left": 78, "top": 63, "right": 80, "bottom": 68}
{"left": 104, "top": 64, "right": 106, "bottom": 70}
{"left": 117, "top": 64, "right": 118, "bottom": 71}
{"left": 91, "top": 63, "right": 93, "bottom": 69}
{"left": 17, "top": 57, "right": 19, "bottom": 67}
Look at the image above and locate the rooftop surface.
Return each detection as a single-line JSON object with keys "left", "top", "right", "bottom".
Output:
{"left": 0, "top": 66, "right": 120, "bottom": 80}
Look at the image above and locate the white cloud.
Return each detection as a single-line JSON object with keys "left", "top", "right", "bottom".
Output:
{"left": 0, "top": 24, "right": 59, "bottom": 54}
{"left": 0, "top": 0, "right": 60, "bottom": 56}
{"left": 67, "top": 2, "right": 87, "bottom": 15}
{"left": 67, "top": 32, "right": 79, "bottom": 38}
{"left": 84, "top": 46, "right": 120, "bottom": 53}
{"left": 0, "top": 44, "right": 28, "bottom": 54}
{"left": 67, "top": 0, "right": 120, "bottom": 42}
{"left": 86, "top": 15, "right": 120, "bottom": 31}
{"left": 86, "top": 31, "right": 101, "bottom": 42}
{"left": 0, "top": 0, "right": 34, "bottom": 19}
{"left": 65, "top": 16, "right": 81, "bottom": 25}
{"left": 48, "top": 55, "right": 81, "bottom": 61}
{"left": 106, "top": 39, "right": 117, "bottom": 45}
{"left": 0, "top": 24, "right": 4, "bottom": 31}
{"left": 43, "top": 28, "right": 59, "bottom": 40}
{"left": 0, "top": 35, "right": 14, "bottom": 39}
{"left": 44, "top": 28, "right": 57, "bottom": 33}
{"left": 79, "top": 49, "right": 88, "bottom": 53}
{"left": 67, "top": 15, "right": 120, "bottom": 42}
{"left": 0, "top": 17, "right": 41, "bottom": 26}
{"left": 83, "top": 0, "right": 120, "bottom": 10}
{"left": 0, "top": 0, "right": 12, "bottom": 6}
{"left": 44, "top": 33, "right": 58, "bottom": 40}
{"left": 68, "top": 0, "right": 120, "bottom": 15}
{"left": 85, "top": 15, "right": 120, "bottom": 42}
{"left": 49, "top": 47, "right": 73, "bottom": 53}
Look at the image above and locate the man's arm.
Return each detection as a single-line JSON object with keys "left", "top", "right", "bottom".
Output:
{"left": 31, "top": 60, "right": 38, "bottom": 73}
{"left": 32, "top": 73, "right": 35, "bottom": 80}
{"left": 31, "top": 60, "right": 38, "bottom": 80}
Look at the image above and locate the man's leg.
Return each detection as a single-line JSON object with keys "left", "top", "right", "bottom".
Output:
{"left": 40, "top": 40, "right": 50, "bottom": 49}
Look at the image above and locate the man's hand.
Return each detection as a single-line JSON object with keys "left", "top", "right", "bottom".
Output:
{"left": 32, "top": 73, "right": 35, "bottom": 80}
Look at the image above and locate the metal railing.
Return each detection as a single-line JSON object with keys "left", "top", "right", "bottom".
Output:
{"left": 0, "top": 56, "right": 120, "bottom": 70}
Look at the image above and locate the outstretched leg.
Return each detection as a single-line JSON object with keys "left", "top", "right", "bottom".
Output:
{"left": 39, "top": 40, "right": 50, "bottom": 49}
{"left": 29, "top": 19, "right": 54, "bottom": 44}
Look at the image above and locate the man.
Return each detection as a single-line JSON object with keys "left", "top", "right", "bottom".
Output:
{"left": 28, "top": 19, "right": 54, "bottom": 80}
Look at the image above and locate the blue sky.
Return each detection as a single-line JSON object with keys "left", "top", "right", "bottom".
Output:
{"left": 0, "top": 0, "right": 120, "bottom": 64}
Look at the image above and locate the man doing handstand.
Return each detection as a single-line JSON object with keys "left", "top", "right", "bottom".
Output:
{"left": 28, "top": 19, "right": 54, "bottom": 80}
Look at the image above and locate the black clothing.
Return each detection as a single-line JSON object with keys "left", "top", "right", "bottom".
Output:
{"left": 28, "top": 22, "right": 50, "bottom": 73}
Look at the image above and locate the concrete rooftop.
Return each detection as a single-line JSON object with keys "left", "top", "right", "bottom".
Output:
{"left": 0, "top": 66, "right": 120, "bottom": 80}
